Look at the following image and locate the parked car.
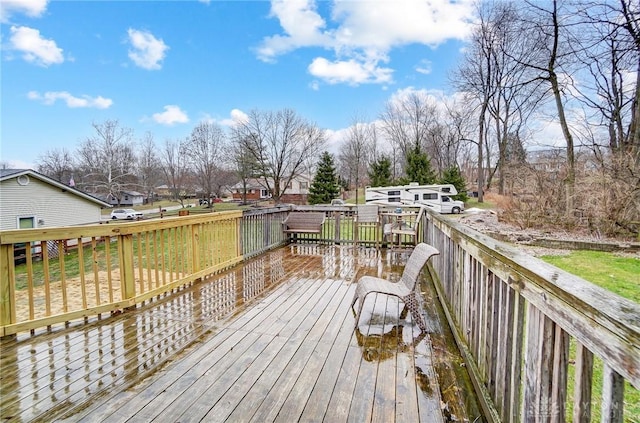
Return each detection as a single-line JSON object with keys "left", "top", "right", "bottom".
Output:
{"left": 110, "top": 208, "right": 144, "bottom": 220}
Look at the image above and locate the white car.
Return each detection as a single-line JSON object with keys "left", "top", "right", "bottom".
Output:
{"left": 110, "top": 208, "right": 144, "bottom": 220}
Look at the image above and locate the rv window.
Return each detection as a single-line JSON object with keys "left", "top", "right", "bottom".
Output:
{"left": 388, "top": 190, "right": 401, "bottom": 203}
{"left": 423, "top": 193, "right": 438, "bottom": 200}
{"left": 414, "top": 194, "right": 419, "bottom": 201}
{"left": 442, "top": 187, "right": 451, "bottom": 193}
{"left": 442, "top": 196, "right": 450, "bottom": 202}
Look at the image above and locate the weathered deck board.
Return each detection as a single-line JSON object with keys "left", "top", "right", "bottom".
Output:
{"left": 0, "top": 245, "right": 481, "bottom": 422}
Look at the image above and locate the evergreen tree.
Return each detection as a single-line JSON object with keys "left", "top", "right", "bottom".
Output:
{"left": 402, "top": 143, "right": 436, "bottom": 184}
{"left": 440, "top": 166, "right": 469, "bottom": 202}
{"left": 368, "top": 156, "right": 393, "bottom": 187}
{"left": 308, "top": 151, "right": 340, "bottom": 204}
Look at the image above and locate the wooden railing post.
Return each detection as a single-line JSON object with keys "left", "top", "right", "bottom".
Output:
{"left": 0, "top": 244, "right": 16, "bottom": 336}
{"left": 191, "top": 223, "right": 200, "bottom": 275}
{"left": 118, "top": 234, "right": 136, "bottom": 309}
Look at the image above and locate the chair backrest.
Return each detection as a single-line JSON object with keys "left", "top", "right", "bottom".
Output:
{"left": 356, "top": 204, "right": 379, "bottom": 223}
{"left": 411, "top": 206, "right": 426, "bottom": 233}
{"left": 399, "top": 243, "right": 440, "bottom": 290}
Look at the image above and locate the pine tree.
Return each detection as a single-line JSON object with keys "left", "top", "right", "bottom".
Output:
{"left": 368, "top": 156, "right": 393, "bottom": 187}
{"left": 403, "top": 143, "right": 436, "bottom": 184}
{"left": 440, "top": 166, "right": 469, "bottom": 202}
{"left": 308, "top": 151, "right": 340, "bottom": 204}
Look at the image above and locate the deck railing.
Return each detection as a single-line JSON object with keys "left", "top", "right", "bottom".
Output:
{"left": 0, "top": 208, "right": 289, "bottom": 336}
{"left": 422, "top": 211, "right": 640, "bottom": 423}
{"left": 2, "top": 205, "right": 638, "bottom": 422}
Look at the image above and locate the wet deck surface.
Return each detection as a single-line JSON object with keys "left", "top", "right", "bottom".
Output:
{"left": 0, "top": 245, "right": 481, "bottom": 422}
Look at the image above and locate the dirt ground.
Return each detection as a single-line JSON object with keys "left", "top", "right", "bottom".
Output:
{"left": 455, "top": 208, "right": 639, "bottom": 258}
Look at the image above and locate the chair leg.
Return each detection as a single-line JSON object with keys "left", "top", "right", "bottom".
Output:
{"left": 399, "top": 304, "right": 408, "bottom": 319}
{"left": 403, "top": 292, "right": 427, "bottom": 332}
{"left": 350, "top": 292, "right": 359, "bottom": 315}
{"left": 354, "top": 294, "right": 368, "bottom": 329}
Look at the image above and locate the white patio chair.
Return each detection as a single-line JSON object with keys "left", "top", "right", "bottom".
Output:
{"left": 350, "top": 243, "right": 440, "bottom": 332}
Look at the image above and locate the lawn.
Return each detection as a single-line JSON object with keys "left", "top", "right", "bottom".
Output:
{"left": 540, "top": 250, "right": 639, "bottom": 422}
{"left": 540, "top": 250, "right": 640, "bottom": 303}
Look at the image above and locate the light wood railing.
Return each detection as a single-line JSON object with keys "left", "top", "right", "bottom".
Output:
{"left": 0, "top": 208, "right": 289, "bottom": 337}
{"left": 421, "top": 211, "right": 639, "bottom": 423}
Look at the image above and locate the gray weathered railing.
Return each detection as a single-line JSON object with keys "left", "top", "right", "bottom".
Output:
{"left": 422, "top": 210, "right": 639, "bottom": 422}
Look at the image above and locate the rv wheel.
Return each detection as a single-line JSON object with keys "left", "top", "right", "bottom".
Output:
{"left": 452, "top": 207, "right": 461, "bottom": 214}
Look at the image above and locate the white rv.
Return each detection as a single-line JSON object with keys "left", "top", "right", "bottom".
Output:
{"left": 365, "top": 183, "right": 465, "bottom": 214}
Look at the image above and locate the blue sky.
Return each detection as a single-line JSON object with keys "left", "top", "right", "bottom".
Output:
{"left": 1, "top": 0, "right": 475, "bottom": 168}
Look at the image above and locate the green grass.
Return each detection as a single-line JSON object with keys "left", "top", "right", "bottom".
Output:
{"left": 540, "top": 251, "right": 640, "bottom": 303}
{"left": 464, "top": 197, "right": 496, "bottom": 210}
{"left": 540, "top": 250, "right": 639, "bottom": 422}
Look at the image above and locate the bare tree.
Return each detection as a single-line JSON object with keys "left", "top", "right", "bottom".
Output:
{"left": 36, "top": 147, "right": 75, "bottom": 185}
{"left": 513, "top": 0, "right": 582, "bottom": 213}
{"left": 184, "top": 122, "right": 226, "bottom": 204}
{"left": 160, "top": 138, "right": 190, "bottom": 206}
{"left": 452, "top": 1, "right": 505, "bottom": 202}
{"left": 76, "top": 120, "right": 137, "bottom": 203}
{"left": 231, "top": 109, "right": 325, "bottom": 203}
{"left": 339, "top": 116, "right": 375, "bottom": 202}
{"left": 137, "top": 132, "right": 162, "bottom": 205}
{"left": 379, "top": 91, "right": 438, "bottom": 179}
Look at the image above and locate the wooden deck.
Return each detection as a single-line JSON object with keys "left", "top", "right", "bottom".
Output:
{"left": 0, "top": 245, "right": 481, "bottom": 422}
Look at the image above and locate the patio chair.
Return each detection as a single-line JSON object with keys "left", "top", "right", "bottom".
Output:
{"left": 354, "top": 204, "right": 379, "bottom": 246}
{"left": 389, "top": 206, "right": 425, "bottom": 247}
{"left": 351, "top": 243, "right": 439, "bottom": 332}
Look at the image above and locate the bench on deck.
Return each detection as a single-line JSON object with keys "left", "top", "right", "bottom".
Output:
{"left": 283, "top": 212, "right": 325, "bottom": 242}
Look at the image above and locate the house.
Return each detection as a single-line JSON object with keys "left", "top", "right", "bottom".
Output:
{"left": 106, "top": 190, "right": 145, "bottom": 206}
{"left": 230, "top": 175, "right": 312, "bottom": 204}
{"left": 0, "top": 169, "right": 111, "bottom": 231}
{"left": 230, "top": 178, "right": 272, "bottom": 203}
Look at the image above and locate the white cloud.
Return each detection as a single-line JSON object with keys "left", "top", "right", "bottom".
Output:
{"left": 27, "top": 91, "right": 113, "bottom": 108}
{"left": 1, "top": 0, "right": 48, "bottom": 23}
{"left": 415, "top": 59, "right": 432, "bottom": 75}
{"left": 256, "top": 0, "right": 333, "bottom": 62}
{"left": 152, "top": 105, "right": 189, "bottom": 125}
{"left": 127, "top": 28, "right": 169, "bottom": 70}
{"left": 9, "top": 26, "right": 63, "bottom": 66}
{"left": 308, "top": 57, "right": 393, "bottom": 85}
{"left": 257, "top": 0, "right": 474, "bottom": 85}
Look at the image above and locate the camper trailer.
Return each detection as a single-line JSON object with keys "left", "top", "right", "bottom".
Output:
{"left": 365, "top": 183, "right": 465, "bottom": 214}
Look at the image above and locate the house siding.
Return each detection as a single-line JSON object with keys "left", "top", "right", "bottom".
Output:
{"left": 0, "top": 176, "right": 104, "bottom": 230}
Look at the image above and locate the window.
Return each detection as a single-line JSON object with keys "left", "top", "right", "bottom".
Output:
{"left": 414, "top": 194, "right": 419, "bottom": 201}
{"left": 260, "top": 189, "right": 269, "bottom": 198}
{"left": 423, "top": 193, "right": 438, "bottom": 200}
{"left": 388, "top": 190, "right": 401, "bottom": 203}
{"left": 300, "top": 181, "right": 308, "bottom": 189}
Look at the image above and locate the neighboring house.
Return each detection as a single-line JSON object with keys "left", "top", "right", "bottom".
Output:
{"left": 106, "top": 190, "right": 145, "bottom": 206}
{"left": 230, "top": 175, "right": 312, "bottom": 204}
{"left": 155, "top": 184, "right": 171, "bottom": 199}
{"left": 230, "top": 178, "right": 271, "bottom": 202}
{"left": 0, "top": 169, "right": 111, "bottom": 231}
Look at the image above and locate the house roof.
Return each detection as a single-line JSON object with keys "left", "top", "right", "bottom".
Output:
{"left": 0, "top": 169, "right": 112, "bottom": 208}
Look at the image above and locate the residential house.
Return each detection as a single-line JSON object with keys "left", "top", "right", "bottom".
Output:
{"left": 0, "top": 169, "right": 111, "bottom": 231}
{"left": 106, "top": 190, "right": 145, "bottom": 206}
{"left": 230, "top": 175, "right": 312, "bottom": 204}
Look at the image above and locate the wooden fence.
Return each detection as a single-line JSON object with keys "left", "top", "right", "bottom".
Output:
{"left": 421, "top": 211, "right": 639, "bottom": 422}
